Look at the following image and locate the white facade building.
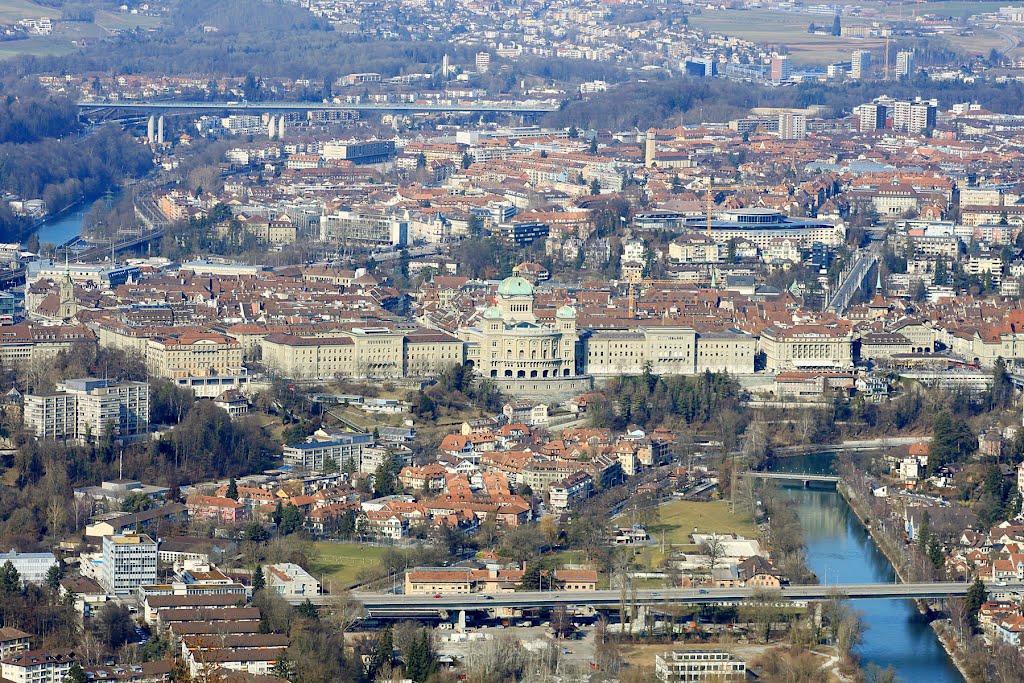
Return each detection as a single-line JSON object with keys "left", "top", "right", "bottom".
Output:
{"left": 100, "top": 533, "right": 158, "bottom": 596}
{"left": 0, "top": 550, "right": 57, "bottom": 585}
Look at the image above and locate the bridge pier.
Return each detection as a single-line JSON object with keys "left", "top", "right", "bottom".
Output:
{"left": 456, "top": 609, "right": 466, "bottom": 633}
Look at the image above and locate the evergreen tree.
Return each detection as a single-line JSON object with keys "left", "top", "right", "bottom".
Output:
{"left": 64, "top": 664, "right": 88, "bottom": 683}
{"left": 45, "top": 562, "right": 63, "bottom": 592}
{"left": 252, "top": 566, "right": 265, "bottom": 593}
{"left": 279, "top": 503, "right": 304, "bottom": 535}
{"left": 590, "top": 178, "right": 601, "bottom": 195}
{"left": 0, "top": 560, "right": 20, "bottom": 594}
{"left": 405, "top": 630, "right": 437, "bottom": 682}
{"left": 965, "top": 576, "right": 987, "bottom": 632}
{"left": 295, "top": 598, "right": 319, "bottom": 620}
{"left": 226, "top": 477, "right": 239, "bottom": 500}
{"left": 270, "top": 653, "right": 293, "bottom": 680}
{"left": 517, "top": 563, "right": 541, "bottom": 590}
{"left": 831, "top": 14, "right": 841, "bottom": 36}
{"left": 588, "top": 137, "right": 598, "bottom": 154}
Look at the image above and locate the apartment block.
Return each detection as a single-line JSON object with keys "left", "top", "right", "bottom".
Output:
{"left": 101, "top": 533, "right": 158, "bottom": 596}
{"left": 23, "top": 378, "right": 149, "bottom": 443}
{"left": 282, "top": 435, "right": 373, "bottom": 472}
{"left": 1, "top": 650, "right": 77, "bottom": 683}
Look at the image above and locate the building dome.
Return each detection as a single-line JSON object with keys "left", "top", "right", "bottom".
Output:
{"left": 556, "top": 304, "right": 576, "bottom": 319}
{"left": 496, "top": 276, "right": 534, "bottom": 297}
{"left": 483, "top": 306, "right": 502, "bottom": 319}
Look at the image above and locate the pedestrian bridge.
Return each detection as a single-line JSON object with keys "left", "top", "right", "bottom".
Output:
{"left": 744, "top": 471, "right": 841, "bottom": 485}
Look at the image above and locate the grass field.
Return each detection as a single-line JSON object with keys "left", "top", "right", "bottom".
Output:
{"left": 0, "top": 0, "right": 61, "bottom": 22}
{"left": 93, "top": 10, "right": 161, "bottom": 31}
{"left": 688, "top": 9, "right": 886, "bottom": 64}
{"left": 311, "top": 542, "right": 391, "bottom": 590}
{"left": 624, "top": 500, "right": 759, "bottom": 570}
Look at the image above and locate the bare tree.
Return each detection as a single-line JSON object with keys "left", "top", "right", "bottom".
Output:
{"left": 700, "top": 534, "right": 727, "bottom": 577}
{"left": 739, "top": 589, "right": 785, "bottom": 643}
{"left": 947, "top": 597, "right": 971, "bottom": 646}
{"left": 327, "top": 589, "right": 366, "bottom": 634}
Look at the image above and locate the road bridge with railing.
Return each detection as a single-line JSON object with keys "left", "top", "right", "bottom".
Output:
{"left": 286, "top": 581, "right": 1013, "bottom": 616}
{"left": 77, "top": 100, "right": 561, "bottom": 114}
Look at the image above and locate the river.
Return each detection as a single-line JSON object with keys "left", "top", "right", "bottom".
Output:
{"left": 771, "top": 452, "right": 963, "bottom": 682}
{"left": 31, "top": 208, "right": 85, "bottom": 247}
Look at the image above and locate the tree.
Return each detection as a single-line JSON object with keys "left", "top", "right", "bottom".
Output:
{"left": 831, "top": 14, "right": 841, "bottom": 36}
{"left": 739, "top": 589, "right": 784, "bottom": 643}
{"left": 270, "top": 652, "right": 294, "bottom": 680}
{"left": 588, "top": 137, "right": 598, "bottom": 154}
{"left": 930, "top": 411, "right": 976, "bottom": 473}
{"left": 226, "top": 478, "right": 239, "bottom": 500}
{"left": 568, "top": 126, "right": 579, "bottom": 139}
{"left": 252, "top": 566, "right": 266, "bottom": 593}
{"left": 45, "top": 562, "right": 63, "bottom": 592}
{"left": 280, "top": 503, "right": 305, "bottom": 535}
{"left": 95, "top": 603, "right": 135, "bottom": 649}
{"left": 0, "top": 560, "right": 20, "bottom": 593}
{"left": 404, "top": 630, "right": 437, "bottom": 682}
{"left": 369, "top": 625, "right": 393, "bottom": 677}
{"left": 700, "top": 534, "right": 727, "bottom": 574}
{"left": 590, "top": 178, "right": 601, "bottom": 195}
{"left": 295, "top": 598, "right": 319, "bottom": 620}
{"left": 966, "top": 575, "right": 987, "bottom": 633}
{"left": 64, "top": 664, "right": 87, "bottom": 683}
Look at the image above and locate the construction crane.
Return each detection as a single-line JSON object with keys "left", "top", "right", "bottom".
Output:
{"left": 884, "top": 31, "right": 891, "bottom": 80}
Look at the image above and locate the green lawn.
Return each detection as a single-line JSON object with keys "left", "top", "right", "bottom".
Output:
{"left": 311, "top": 542, "right": 391, "bottom": 590}
{"left": 626, "top": 500, "right": 759, "bottom": 570}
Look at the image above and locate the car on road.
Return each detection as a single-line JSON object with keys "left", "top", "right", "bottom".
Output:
{"left": 698, "top": 589, "right": 708, "bottom": 594}
{"left": 482, "top": 595, "right": 494, "bottom": 600}
{"left": 650, "top": 592, "right": 661, "bottom": 597}
{"left": 433, "top": 594, "right": 443, "bottom": 598}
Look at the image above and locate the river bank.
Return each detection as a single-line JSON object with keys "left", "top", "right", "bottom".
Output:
{"left": 773, "top": 455, "right": 961, "bottom": 680}
{"left": 837, "top": 481, "right": 975, "bottom": 683}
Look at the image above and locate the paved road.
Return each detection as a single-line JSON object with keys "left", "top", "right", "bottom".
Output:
{"left": 78, "top": 100, "right": 560, "bottom": 114}
{"left": 288, "top": 580, "right": 1016, "bottom": 610}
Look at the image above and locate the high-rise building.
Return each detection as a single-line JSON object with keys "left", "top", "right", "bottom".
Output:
{"left": 683, "top": 56, "right": 716, "bottom": 78}
{"left": 853, "top": 103, "right": 886, "bottom": 131}
{"left": 23, "top": 378, "right": 150, "bottom": 443}
{"left": 892, "top": 97, "right": 937, "bottom": 134}
{"left": 895, "top": 50, "right": 915, "bottom": 78}
{"left": 100, "top": 533, "right": 158, "bottom": 596}
{"left": 777, "top": 112, "right": 807, "bottom": 140}
{"left": 850, "top": 50, "right": 871, "bottom": 79}
{"left": 770, "top": 55, "right": 791, "bottom": 82}
{"left": 475, "top": 52, "right": 491, "bottom": 73}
